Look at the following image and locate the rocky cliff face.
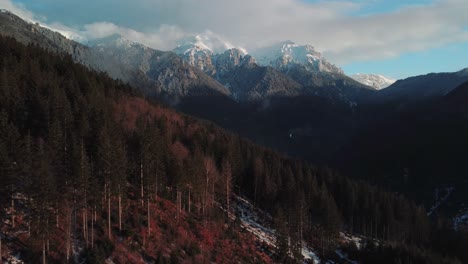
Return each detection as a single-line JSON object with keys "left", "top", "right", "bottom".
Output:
{"left": 213, "top": 49, "right": 255, "bottom": 79}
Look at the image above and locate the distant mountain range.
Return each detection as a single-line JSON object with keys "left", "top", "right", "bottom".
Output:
{"left": 0, "top": 10, "right": 375, "bottom": 104}
{"left": 174, "top": 34, "right": 375, "bottom": 103}
{"left": 375, "top": 68, "right": 468, "bottom": 102}
{"left": 351, "top": 73, "right": 395, "bottom": 90}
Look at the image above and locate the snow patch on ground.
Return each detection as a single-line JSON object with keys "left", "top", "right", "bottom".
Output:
{"left": 4, "top": 253, "right": 25, "bottom": 264}
{"left": 453, "top": 205, "right": 468, "bottom": 231}
{"left": 302, "top": 246, "right": 320, "bottom": 263}
{"left": 335, "top": 249, "right": 358, "bottom": 264}
{"left": 427, "top": 187, "right": 454, "bottom": 216}
{"left": 72, "top": 238, "right": 84, "bottom": 264}
{"left": 340, "top": 232, "right": 363, "bottom": 250}
{"left": 233, "top": 196, "right": 321, "bottom": 263}
{"left": 234, "top": 196, "right": 276, "bottom": 248}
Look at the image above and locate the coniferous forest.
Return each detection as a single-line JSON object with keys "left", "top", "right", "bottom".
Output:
{"left": 0, "top": 36, "right": 467, "bottom": 263}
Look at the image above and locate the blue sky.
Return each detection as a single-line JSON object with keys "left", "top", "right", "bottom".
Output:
{"left": 2, "top": 0, "right": 467, "bottom": 80}
{"left": 301, "top": 0, "right": 468, "bottom": 78}
{"left": 342, "top": 40, "right": 468, "bottom": 79}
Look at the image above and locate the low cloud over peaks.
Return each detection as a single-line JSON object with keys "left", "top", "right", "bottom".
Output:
{"left": 2, "top": 0, "right": 467, "bottom": 65}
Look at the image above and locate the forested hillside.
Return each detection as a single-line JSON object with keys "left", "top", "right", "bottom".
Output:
{"left": 0, "top": 36, "right": 466, "bottom": 263}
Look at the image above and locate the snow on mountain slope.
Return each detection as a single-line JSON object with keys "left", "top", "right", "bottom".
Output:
{"left": 174, "top": 32, "right": 248, "bottom": 73}
{"left": 233, "top": 196, "right": 321, "bottom": 264}
{"left": 351, "top": 73, "right": 396, "bottom": 90}
{"left": 251, "top": 41, "right": 343, "bottom": 74}
{"left": 173, "top": 31, "right": 247, "bottom": 77}
{"left": 174, "top": 32, "right": 246, "bottom": 55}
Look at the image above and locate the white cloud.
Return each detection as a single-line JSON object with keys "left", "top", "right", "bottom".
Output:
{"left": 0, "top": 0, "right": 36, "bottom": 22}
{"left": 81, "top": 22, "right": 186, "bottom": 50}
{"left": 1, "top": 0, "right": 467, "bottom": 65}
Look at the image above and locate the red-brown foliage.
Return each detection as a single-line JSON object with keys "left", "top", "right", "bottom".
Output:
{"left": 114, "top": 97, "right": 184, "bottom": 131}
{"left": 2, "top": 193, "right": 271, "bottom": 264}
{"left": 170, "top": 141, "right": 190, "bottom": 161}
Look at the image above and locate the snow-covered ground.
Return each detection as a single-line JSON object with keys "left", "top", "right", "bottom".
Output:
{"left": 233, "top": 196, "right": 321, "bottom": 263}
{"left": 4, "top": 253, "right": 25, "bottom": 264}
{"left": 335, "top": 249, "right": 358, "bottom": 264}
{"left": 340, "top": 232, "right": 364, "bottom": 250}
{"left": 427, "top": 187, "right": 454, "bottom": 216}
{"left": 453, "top": 205, "right": 468, "bottom": 231}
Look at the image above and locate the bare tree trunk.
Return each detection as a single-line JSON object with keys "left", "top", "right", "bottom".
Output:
{"left": 119, "top": 194, "right": 122, "bottom": 232}
{"left": 85, "top": 210, "right": 89, "bottom": 248}
{"left": 42, "top": 240, "right": 46, "bottom": 264}
{"left": 46, "top": 219, "right": 50, "bottom": 254}
{"left": 188, "top": 188, "right": 191, "bottom": 214}
{"left": 226, "top": 177, "right": 230, "bottom": 215}
{"left": 176, "top": 190, "right": 181, "bottom": 222}
{"left": 254, "top": 177, "right": 258, "bottom": 206}
{"left": 211, "top": 180, "right": 215, "bottom": 209}
{"left": 147, "top": 197, "right": 151, "bottom": 236}
{"left": 155, "top": 171, "right": 158, "bottom": 199}
{"left": 140, "top": 161, "right": 144, "bottom": 206}
{"left": 1, "top": 233, "right": 2, "bottom": 262}
{"left": 83, "top": 190, "right": 87, "bottom": 242}
{"left": 108, "top": 193, "right": 111, "bottom": 239}
{"left": 204, "top": 176, "right": 209, "bottom": 224}
{"left": 11, "top": 194, "right": 15, "bottom": 229}
{"left": 118, "top": 188, "right": 122, "bottom": 232}
{"left": 66, "top": 211, "right": 70, "bottom": 262}
{"left": 56, "top": 209, "right": 59, "bottom": 228}
{"left": 91, "top": 207, "right": 95, "bottom": 249}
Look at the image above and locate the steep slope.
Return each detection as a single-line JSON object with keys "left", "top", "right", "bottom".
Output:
{"left": 218, "top": 63, "right": 303, "bottom": 101}
{"left": 350, "top": 74, "right": 395, "bottom": 90}
{"left": 0, "top": 11, "right": 228, "bottom": 99}
{"left": 90, "top": 35, "right": 229, "bottom": 98}
{"left": 173, "top": 33, "right": 247, "bottom": 76}
{"left": 0, "top": 9, "right": 94, "bottom": 65}
{"left": 173, "top": 36, "right": 306, "bottom": 102}
{"left": 375, "top": 68, "right": 468, "bottom": 102}
{"left": 2, "top": 35, "right": 466, "bottom": 264}
{"left": 338, "top": 80, "right": 468, "bottom": 213}
{"left": 251, "top": 41, "right": 376, "bottom": 103}
{"left": 174, "top": 38, "right": 375, "bottom": 103}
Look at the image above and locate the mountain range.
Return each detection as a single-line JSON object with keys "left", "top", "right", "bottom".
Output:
{"left": 0, "top": 10, "right": 377, "bottom": 105}
{"left": 6, "top": 9, "right": 465, "bottom": 109}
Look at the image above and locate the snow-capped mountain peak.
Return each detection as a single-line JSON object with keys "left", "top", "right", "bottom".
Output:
{"left": 173, "top": 32, "right": 249, "bottom": 73}
{"left": 251, "top": 41, "right": 343, "bottom": 74}
{"left": 174, "top": 32, "right": 247, "bottom": 56}
{"left": 350, "top": 73, "right": 396, "bottom": 90}
{"left": 88, "top": 34, "right": 145, "bottom": 50}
